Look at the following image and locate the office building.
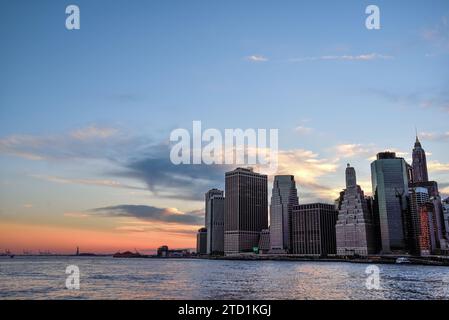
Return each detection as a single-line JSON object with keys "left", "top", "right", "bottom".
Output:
{"left": 258, "top": 229, "right": 270, "bottom": 254}
{"left": 196, "top": 227, "right": 207, "bottom": 255}
{"left": 371, "top": 152, "right": 410, "bottom": 253}
{"left": 224, "top": 168, "right": 268, "bottom": 254}
{"left": 269, "top": 175, "right": 299, "bottom": 253}
{"left": 291, "top": 203, "right": 338, "bottom": 256}
{"left": 336, "top": 164, "right": 376, "bottom": 256}
{"left": 205, "top": 189, "right": 225, "bottom": 255}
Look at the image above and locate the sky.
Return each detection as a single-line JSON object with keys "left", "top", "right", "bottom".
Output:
{"left": 0, "top": 0, "right": 448, "bottom": 254}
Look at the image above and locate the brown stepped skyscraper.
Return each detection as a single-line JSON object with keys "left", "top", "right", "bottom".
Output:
{"left": 224, "top": 167, "right": 268, "bottom": 255}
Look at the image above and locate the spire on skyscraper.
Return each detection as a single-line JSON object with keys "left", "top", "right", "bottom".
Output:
{"left": 415, "top": 127, "right": 422, "bottom": 148}
{"left": 412, "top": 132, "right": 428, "bottom": 183}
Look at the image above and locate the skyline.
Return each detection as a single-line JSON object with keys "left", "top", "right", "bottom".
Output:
{"left": 1, "top": 0, "right": 449, "bottom": 253}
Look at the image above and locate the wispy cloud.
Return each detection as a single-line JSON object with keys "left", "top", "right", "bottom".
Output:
{"left": 428, "top": 160, "right": 449, "bottom": 173}
{"left": 31, "top": 174, "right": 146, "bottom": 191}
{"left": 369, "top": 88, "right": 449, "bottom": 114}
{"left": 64, "top": 212, "right": 89, "bottom": 218}
{"left": 70, "top": 126, "right": 118, "bottom": 141}
{"left": 0, "top": 125, "right": 145, "bottom": 162}
{"left": 422, "top": 16, "right": 449, "bottom": 52}
{"left": 333, "top": 144, "right": 378, "bottom": 159}
{"left": 289, "top": 53, "right": 393, "bottom": 62}
{"left": 246, "top": 55, "right": 268, "bottom": 62}
{"left": 420, "top": 131, "right": 449, "bottom": 142}
{"left": 294, "top": 126, "right": 313, "bottom": 135}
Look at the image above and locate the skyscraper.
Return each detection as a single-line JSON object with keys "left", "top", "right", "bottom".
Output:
{"left": 409, "top": 186, "right": 431, "bottom": 254}
{"left": 205, "top": 189, "right": 225, "bottom": 255}
{"left": 196, "top": 227, "right": 207, "bottom": 255}
{"left": 409, "top": 137, "right": 446, "bottom": 251}
{"left": 269, "top": 175, "right": 299, "bottom": 253}
{"left": 336, "top": 164, "right": 375, "bottom": 256}
{"left": 371, "top": 152, "right": 410, "bottom": 253}
{"left": 224, "top": 167, "right": 268, "bottom": 255}
{"left": 291, "top": 203, "right": 338, "bottom": 256}
{"left": 412, "top": 135, "right": 429, "bottom": 183}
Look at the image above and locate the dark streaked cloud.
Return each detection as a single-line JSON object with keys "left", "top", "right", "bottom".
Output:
{"left": 91, "top": 204, "right": 203, "bottom": 225}
{"left": 113, "top": 144, "right": 230, "bottom": 201}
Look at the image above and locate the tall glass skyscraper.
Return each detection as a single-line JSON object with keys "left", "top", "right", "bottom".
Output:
{"left": 371, "top": 152, "right": 410, "bottom": 253}
{"left": 269, "top": 175, "right": 299, "bottom": 253}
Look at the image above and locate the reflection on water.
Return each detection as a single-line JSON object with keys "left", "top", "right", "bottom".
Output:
{"left": 0, "top": 256, "right": 448, "bottom": 299}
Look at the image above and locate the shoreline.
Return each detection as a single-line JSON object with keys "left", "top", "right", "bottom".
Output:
{"left": 3, "top": 254, "right": 449, "bottom": 267}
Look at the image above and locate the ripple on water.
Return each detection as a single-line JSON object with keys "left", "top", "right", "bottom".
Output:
{"left": 1, "top": 257, "right": 449, "bottom": 299}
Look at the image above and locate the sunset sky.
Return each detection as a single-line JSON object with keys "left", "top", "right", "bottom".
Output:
{"left": 1, "top": 0, "right": 448, "bottom": 254}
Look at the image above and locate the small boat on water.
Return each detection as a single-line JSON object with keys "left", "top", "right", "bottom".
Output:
{"left": 396, "top": 257, "right": 411, "bottom": 264}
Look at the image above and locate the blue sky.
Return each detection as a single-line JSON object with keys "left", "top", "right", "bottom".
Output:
{"left": 0, "top": 0, "right": 448, "bottom": 252}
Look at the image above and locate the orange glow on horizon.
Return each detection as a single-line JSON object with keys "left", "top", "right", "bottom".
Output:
{"left": 0, "top": 222, "right": 197, "bottom": 254}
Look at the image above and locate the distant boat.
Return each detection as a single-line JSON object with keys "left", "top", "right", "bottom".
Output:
{"left": 396, "top": 257, "right": 411, "bottom": 264}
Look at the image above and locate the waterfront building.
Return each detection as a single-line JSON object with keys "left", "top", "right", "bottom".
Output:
{"left": 205, "top": 189, "right": 225, "bottom": 255}
{"left": 258, "top": 229, "right": 271, "bottom": 254}
{"left": 443, "top": 198, "right": 449, "bottom": 240}
{"left": 409, "top": 187, "right": 431, "bottom": 254}
{"left": 196, "top": 228, "right": 207, "bottom": 255}
{"left": 291, "top": 203, "right": 338, "bottom": 256}
{"left": 224, "top": 167, "right": 268, "bottom": 254}
{"left": 371, "top": 152, "right": 410, "bottom": 253}
{"left": 419, "top": 206, "right": 432, "bottom": 256}
{"left": 336, "top": 164, "right": 376, "bottom": 256}
{"left": 409, "top": 137, "right": 445, "bottom": 250}
{"left": 157, "top": 245, "right": 169, "bottom": 257}
{"left": 269, "top": 175, "right": 299, "bottom": 253}
{"left": 419, "top": 203, "right": 438, "bottom": 256}
{"left": 442, "top": 198, "right": 449, "bottom": 254}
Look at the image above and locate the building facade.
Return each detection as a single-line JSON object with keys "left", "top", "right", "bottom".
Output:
{"left": 224, "top": 167, "right": 268, "bottom": 254}
{"left": 409, "top": 137, "right": 446, "bottom": 252}
{"left": 196, "top": 227, "right": 207, "bottom": 255}
{"left": 258, "top": 229, "right": 270, "bottom": 254}
{"left": 371, "top": 152, "right": 410, "bottom": 253}
{"left": 336, "top": 164, "right": 376, "bottom": 256}
{"left": 269, "top": 175, "right": 299, "bottom": 253}
{"left": 205, "top": 189, "right": 225, "bottom": 255}
{"left": 409, "top": 187, "right": 431, "bottom": 254}
{"left": 291, "top": 203, "right": 338, "bottom": 256}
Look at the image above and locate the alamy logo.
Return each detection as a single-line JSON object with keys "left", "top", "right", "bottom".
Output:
{"left": 365, "top": 265, "right": 381, "bottom": 290}
{"left": 365, "top": 5, "right": 380, "bottom": 30}
{"left": 65, "top": 5, "right": 80, "bottom": 30}
{"left": 65, "top": 265, "right": 80, "bottom": 290}
{"left": 170, "top": 121, "right": 279, "bottom": 173}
